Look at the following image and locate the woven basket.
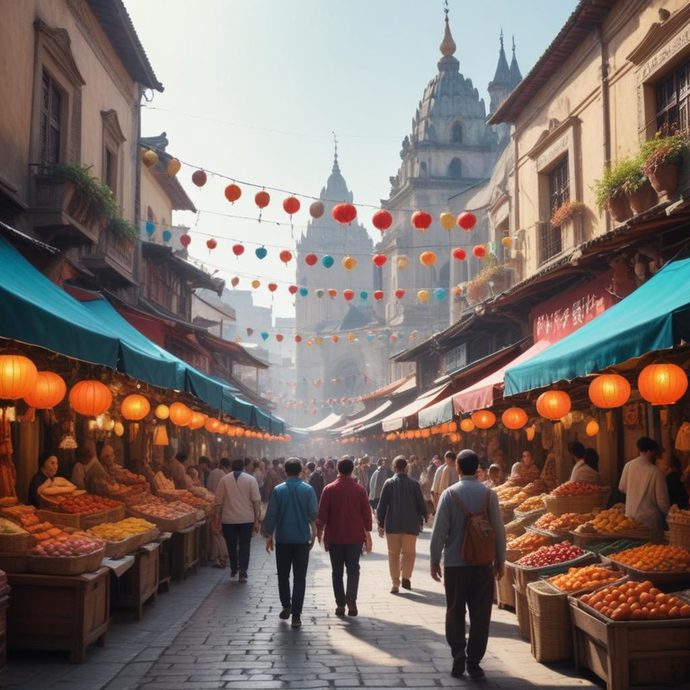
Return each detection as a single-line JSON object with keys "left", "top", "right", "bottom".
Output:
{"left": 514, "top": 508, "right": 546, "bottom": 520}
{"left": 514, "top": 585, "right": 531, "bottom": 641}
{"left": 98, "top": 527, "right": 159, "bottom": 559}
{"left": 526, "top": 580, "right": 572, "bottom": 662}
{"left": 514, "top": 552, "right": 597, "bottom": 594}
{"left": 543, "top": 488, "right": 610, "bottom": 517}
{"left": 497, "top": 563, "right": 516, "bottom": 609}
{"left": 36, "top": 505, "right": 125, "bottom": 530}
{"left": 27, "top": 547, "right": 105, "bottom": 576}
{"left": 0, "top": 552, "right": 28, "bottom": 573}
{"left": 668, "top": 521, "right": 690, "bottom": 550}
{"left": 0, "top": 531, "right": 30, "bottom": 553}
{"left": 606, "top": 561, "right": 690, "bottom": 592}
{"left": 127, "top": 506, "right": 198, "bottom": 533}
{"left": 526, "top": 526, "right": 570, "bottom": 543}
{"left": 571, "top": 529, "right": 651, "bottom": 548}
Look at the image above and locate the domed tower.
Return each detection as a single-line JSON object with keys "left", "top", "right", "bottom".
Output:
{"left": 378, "top": 10, "right": 501, "bottom": 335}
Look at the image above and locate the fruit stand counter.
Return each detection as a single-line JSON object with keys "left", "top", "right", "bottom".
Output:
{"left": 170, "top": 522, "right": 202, "bottom": 581}
{"left": 113, "top": 541, "right": 160, "bottom": 620}
{"left": 7, "top": 568, "right": 109, "bottom": 663}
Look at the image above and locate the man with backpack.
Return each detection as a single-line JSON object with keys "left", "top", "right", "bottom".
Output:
{"left": 430, "top": 449, "right": 506, "bottom": 680}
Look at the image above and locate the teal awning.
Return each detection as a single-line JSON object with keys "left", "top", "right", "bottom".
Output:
{"left": 0, "top": 235, "right": 283, "bottom": 432}
{"left": 504, "top": 257, "right": 690, "bottom": 395}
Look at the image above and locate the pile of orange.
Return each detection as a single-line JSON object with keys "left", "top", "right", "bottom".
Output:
{"left": 580, "top": 580, "right": 690, "bottom": 620}
{"left": 610, "top": 544, "right": 690, "bottom": 572}
{"left": 549, "top": 565, "right": 621, "bottom": 592}
{"left": 507, "top": 532, "right": 550, "bottom": 553}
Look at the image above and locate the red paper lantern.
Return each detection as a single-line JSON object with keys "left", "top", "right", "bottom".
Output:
{"left": 283, "top": 196, "right": 301, "bottom": 215}
{"left": 279, "top": 250, "right": 293, "bottom": 265}
{"left": 589, "top": 374, "right": 631, "bottom": 408}
{"left": 309, "top": 201, "right": 325, "bottom": 219}
{"left": 276, "top": 334, "right": 284, "bottom": 342}
{"left": 288, "top": 285, "right": 298, "bottom": 295}
{"left": 255, "top": 191, "right": 270, "bottom": 209}
{"left": 247, "top": 327, "right": 254, "bottom": 335}
{"left": 69, "top": 380, "right": 112, "bottom": 417}
{"left": 473, "top": 245, "right": 486, "bottom": 259}
{"left": 268, "top": 283, "right": 278, "bottom": 292}
{"left": 232, "top": 243, "right": 244, "bottom": 257}
{"left": 332, "top": 203, "right": 357, "bottom": 225}
{"left": 231, "top": 276, "right": 240, "bottom": 287}
{"left": 121, "top": 394, "right": 150, "bottom": 421}
{"left": 224, "top": 184, "right": 241, "bottom": 202}
{"left": 0, "top": 354, "right": 38, "bottom": 399}
{"left": 23, "top": 371, "right": 66, "bottom": 409}
{"left": 452, "top": 248, "right": 467, "bottom": 261}
{"left": 343, "top": 289, "right": 355, "bottom": 301}
{"left": 374, "top": 290, "right": 384, "bottom": 301}
{"left": 206, "top": 238, "right": 217, "bottom": 251}
{"left": 458, "top": 212, "right": 477, "bottom": 231}
{"left": 305, "top": 253, "right": 318, "bottom": 266}
{"left": 328, "top": 289, "right": 337, "bottom": 299}
{"left": 294, "top": 335, "right": 302, "bottom": 343}
{"left": 536, "top": 390, "right": 571, "bottom": 420}
{"left": 372, "top": 254, "right": 387, "bottom": 268}
{"left": 411, "top": 211, "right": 432, "bottom": 233}
{"left": 394, "top": 289, "right": 405, "bottom": 299}
{"left": 180, "top": 234, "right": 191, "bottom": 248}
{"left": 192, "top": 170, "right": 207, "bottom": 187}
{"left": 372, "top": 209, "right": 393, "bottom": 233}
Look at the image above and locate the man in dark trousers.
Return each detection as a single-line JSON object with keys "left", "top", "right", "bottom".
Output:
{"left": 377, "top": 455, "right": 427, "bottom": 593}
{"left": 430, "top": 449, "right": 506, "bottom": 680}
{"left": 264, "top": 457, "right": 318, "bottom": 629}
{"left": 317, "top": 456, "right": 372, "bottom": 617}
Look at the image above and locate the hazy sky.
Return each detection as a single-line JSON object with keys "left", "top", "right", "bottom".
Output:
{"left": 126, "top": 0, "right": 575, "bottom": 325}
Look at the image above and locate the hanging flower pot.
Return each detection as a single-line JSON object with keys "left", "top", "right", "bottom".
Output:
{"left": 647, "top": 163, "right": 680, "bottom": 200}
{"left": 606, "top": 192, "right": 632, "bottom": 223}
{"left": 626, "top": 179, "right": 657, "bottom": 215}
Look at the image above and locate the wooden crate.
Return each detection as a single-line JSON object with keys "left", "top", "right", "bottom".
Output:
{"left": 7, "top": 568, "right": 109, "bottom": 663}
{"left": 0, "top": 586, "right": 9, "bottom": 669}
{"left": 497, "top": 562, "right": 516, "bottom": 609}
{"left": 170, "top": 522, "right": 201, "bottom": 581}
{"left": 114, "top": 542, "right": 159, "bottom": 620}
{"left": 514, "top": 585, "right": 530, "bottom": 641}
{"left": 569, "top": 597, "right": 690, "bottom": 690}
{"left": 157, "top": 532, "right": 172, "bottom": 593}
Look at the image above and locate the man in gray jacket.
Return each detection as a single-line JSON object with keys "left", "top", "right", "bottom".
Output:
{"left": 430, "top": 449, "right": 506, "bottom": 681}
{"left": 377, "top": 456, "right": 427, "bottom": 593}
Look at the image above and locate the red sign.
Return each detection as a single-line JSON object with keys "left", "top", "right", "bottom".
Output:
{"left": 531, "top": 272, "right": 616, "bottom": 344}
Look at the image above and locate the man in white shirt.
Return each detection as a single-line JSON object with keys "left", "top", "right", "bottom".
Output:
{"left": 215, "top": 458, "right": 261, "bottom": 582}
{"left": 207, "top": 458, "right": 228, "bottom": 494}
{"left": 568, "top": 442, "right": 602, "bottom": 485}
{"left": 619, "top": 437, "right": 670, "bottom": 543}
{"left": 431, "top": 451, "right": 458, "bottom": 510}
{"left": 71, "top": 443, "right": 100, "bottom": 491}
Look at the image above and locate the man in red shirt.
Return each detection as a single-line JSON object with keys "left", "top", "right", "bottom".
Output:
{"left": 317, "top": 456, "right": 372, "bottom": 616}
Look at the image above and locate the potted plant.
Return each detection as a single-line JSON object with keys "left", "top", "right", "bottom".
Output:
{"left": 640, "top": 131, "right": 688, "bottom": 199}
{"left": 623, "top": 164, "right": 657, "bottom": 215}
{"left": 550, "top": 200, "right": 586, "bottom": 228}
{"left": 466, "top": 262, "right": 513, "bottom": 304}
{"left": 594, "top": 158, "right": 639, "bottom": 223}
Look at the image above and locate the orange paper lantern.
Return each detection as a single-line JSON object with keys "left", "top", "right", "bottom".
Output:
{"left": 536, "top": 390, "right": 571, "bottom": 420}
{"left": 69, "top": 380, "right": 112, "bottom": 416}
{"left": 460, "top": 418, "right": 475, "bottom": 433}
{"left": 155, "top": 404, "right": 170, "bottom": 420}
{"left": 471, "top": 410, "right": 496, "bottom": 429}
{"left": 0, "top": 354, "right": 38, "bottom": 400}
{"left": 169, "top": 402, "right": 193, "bottom": 426}
{"left": 188, "top": 411, "right": 207, "bottom": 430}
{"left": 23, "top": 371, "right": 66, "bottom": 409}
{"left": 586, "top": 420, "right": 600, "bottom": 437}
{"left": 218, "top": 423, "right": 229, "bottom": 435}
{"left": 205, "top": 417, "right": 221, "bottom": 433}
{"left": 447, "top": 421, "right": 458, "bottom": 433}
{"left": 638, "top": 363, "right": 688, "bottom": 406}
{"left": 501, "top": 407, "right": 528, "bottom": 430}
{"left": 121, "top": 394, "right": 150, "bottom": 421}
{"left": 449, "top": 432, "right": 461, "bottom": 443}
{"left": 588, "top": 374, "right": 631, "bottom": 408}
{"left": 420, "top": 251, "right": 437, "bottom": 266}
{"left": 421, "top": 428, "right": 431, "bottom": 439}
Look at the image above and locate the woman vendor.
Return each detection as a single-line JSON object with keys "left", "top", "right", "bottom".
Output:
{"left": 27, "top": 451, "right": 59, "bottom": 508}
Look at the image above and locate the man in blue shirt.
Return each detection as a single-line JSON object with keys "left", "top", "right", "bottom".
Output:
{"left": 264, "top": 457, "right": 318, "bottom": 629}
{"left": 430, "top": 449, "right": 506, "bottom": 680}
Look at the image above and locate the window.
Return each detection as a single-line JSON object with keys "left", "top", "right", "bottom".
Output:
{"left": 443, "top": 343, "right": 467, "bottom": 375}
{"left": 448, "top": 158, "right": 462, "bottom": 179}
{"left": 549, "top": 157, "right": 570, "bottom": 217}
{"left": 656, "top": 58, "right": 690, "bottom": 133}
{"left": 101, "top": 110, "right": 126, "bottom": 202}
{"left": 452, "top": 122, "right": 463, "bottom": 143}
{"left": 40, "top": 70, "right": 62, "bottom": 166}
{"left": 419, "top": 161, "right": 427, "bottom": 177}
{"left": 105, "top": 148, "right": 117, "bottom": 193}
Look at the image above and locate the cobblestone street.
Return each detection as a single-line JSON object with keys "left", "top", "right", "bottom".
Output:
{"left": 3, "top": 530, "right": 621, "bottom": 690}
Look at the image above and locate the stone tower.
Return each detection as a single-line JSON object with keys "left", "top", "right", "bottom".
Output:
{"left": 377, "top": 12, "right": 504, "bottom": 336}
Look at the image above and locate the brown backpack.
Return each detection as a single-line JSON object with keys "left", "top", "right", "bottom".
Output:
{"left": 450, "top": 489, "right": 496, "bottom": 565}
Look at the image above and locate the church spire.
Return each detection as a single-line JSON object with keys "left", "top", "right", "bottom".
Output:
{"left": 509, "top": 36, "right": 522, "bottom": 91}
{"left": 438, "top": 3, "right": 459, "bottom": 72}
{"left": 332, "top": 132, "right": 340, "bottom": 174}
{"left": 491, "top": 28, "right": 511, "bottom": 85}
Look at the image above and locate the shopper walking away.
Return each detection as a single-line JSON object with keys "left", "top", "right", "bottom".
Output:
{"left": 377, "top": 456, "right": 427, "bottom": 593}
{"left": 264, "top": 457, "right": 318, "bottom": 629}
{"left": 209, "top": 459, "right": 231, "bottom": 568}
{"left": 430, "top": 449, "right": 506, "bottom": 680}
{"left": 619, "top": 437, "right": 670, "bottom": 542}
{"left": 317, "top": 456, "right": 372, "bottom": 616}
{"left": 207, "top": 458, "right": 227, "bottom": 494}
{"left": 355, "top": 456, "right": 373, "bottom": 495}
{"left": 215, "top": 458, "right": 261, "bottom": 582}
{"left": 368, "top": 457, "right": 393, "bottom": 510}
{"left": 431, "top": 451, "right": 458, "bottom": 510}
{"left": 308, "top": 461, "right": 325, "bottom": 502}
{"left": 264, "top": 459, "right": 286, "bottom": 502}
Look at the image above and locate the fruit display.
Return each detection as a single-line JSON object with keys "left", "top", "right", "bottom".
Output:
{"left": 56, "top": 494, "right": 123, "bottom": 515}
{"left": 668, "top": 505, "right": 690, "bottom": 525}
{"left": 609, "top": 544, "right": 690, "bottom": 572}
{"left": 574, "top": 506, "right": 645, "bottom": 534}
{"left": 0, "top": 505, "right": 70, "bottom": 543}
{"left": 550, "top": 481, "right": 609, "bottom": 497}
{"left": 28, "top": 535, "right": 104, "bottom": 558}
{"left": 533, "top": 511, "right": 592, "bottom": 532}
{"left": 132, "top": 498, "right": 196, "bottom": 521}
{"left": 153, "top": 472, "right": 175, "bottom": 492}
{"left": 587, "top": 538, "right": 646, "bottom": 557}
{"left": 87, "top": 517, "right": 155, "bottom": 542}
{"left": 0, "top": 517, "right": 28, "bottom": 535}
{"left": 2, "top": 504, "right": 40, "bottom": 527}
{"left": 548, "top": 565, "right": 622, "bottom": 592}
{"left": 158, "top": 490, "right": 210, "bottom": 511}
{"left": 516, "top": 495, "right": 546, "bottom": 513}
{"left": 516, "top": 541, "right": 585, "bottom": 568}
{"left": 109, "top": 465, "right": 149, "bottom": 487}
{"left": 522, "top": 480, "right": 549, "bottom": 497}
{"left": 507, "top": 532, "right": 551, "bottom": 553}
{"left": 580, "top": 580, "right": 690, "bottom": 620}
{"left": 496, "top": 486, "right": 529, "bottom": 510}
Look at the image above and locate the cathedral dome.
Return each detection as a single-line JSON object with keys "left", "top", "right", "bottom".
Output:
{"left": 322, "top": 153, "right": 352, "bottom": 203}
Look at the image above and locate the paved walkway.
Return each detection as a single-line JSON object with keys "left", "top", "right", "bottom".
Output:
{"left": 7, "top": 529, "right": 686, "bottom": 690}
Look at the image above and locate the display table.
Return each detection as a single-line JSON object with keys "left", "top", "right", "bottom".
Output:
{"left": 114, "top": 542, "right": 160, "bottom": 620}
{"left": 170, "top": 522, "right": 201, "bottom": 581}
{"left": 157, "top": 532, "right": 172, "bottom": 592}
{"left": 7, "top": 568, "right": 109, "bottom": 663}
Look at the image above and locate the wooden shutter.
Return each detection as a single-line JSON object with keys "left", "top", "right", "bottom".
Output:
{"left": 39, "top": 70, "right": 61, "bottom": 166}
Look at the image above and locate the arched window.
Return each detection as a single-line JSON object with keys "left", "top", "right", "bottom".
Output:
{"left": 448, "top": 158, "right": 462, "bottom": 179}
{"left": 452, "top": 122, "right": 463, "bottom": 143}
{"left": 419, "top": 162, "right": 427, "bottom": 177}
